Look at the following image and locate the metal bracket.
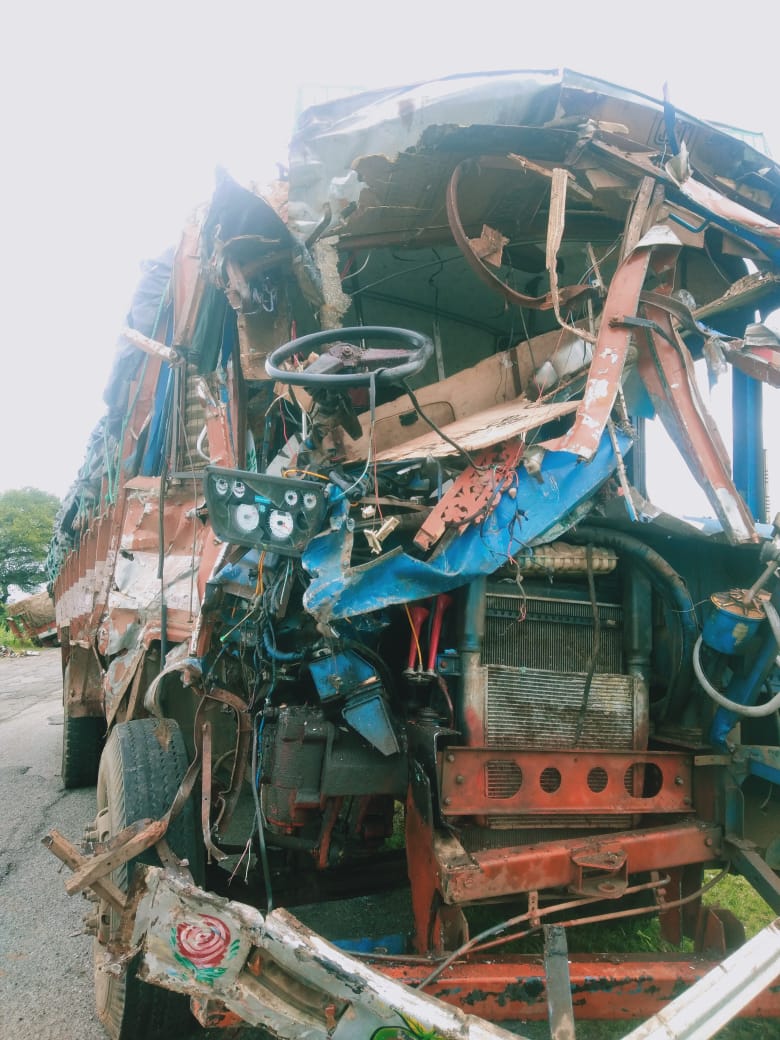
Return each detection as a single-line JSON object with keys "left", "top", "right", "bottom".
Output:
{"left": 543, "top": 925, "right": 576, "bottom": 1040}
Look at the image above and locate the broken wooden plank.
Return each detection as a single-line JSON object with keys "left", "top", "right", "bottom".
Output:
{"left": 43, "top": 830, "right": 128, "bottom": 913}
{"left": 64, "top": 817, "right": 167, "bottom": 896}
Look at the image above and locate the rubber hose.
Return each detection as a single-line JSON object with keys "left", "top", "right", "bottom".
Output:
{"left": 565, "top": 526, "right": 699, "bottom": 720}
{"left": 262, "top": 628, "right": 304, "bottom": 662}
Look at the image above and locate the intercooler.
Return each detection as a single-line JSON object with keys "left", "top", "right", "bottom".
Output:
{"left": 473, "top": 585, "right": 646, "bottom": 832}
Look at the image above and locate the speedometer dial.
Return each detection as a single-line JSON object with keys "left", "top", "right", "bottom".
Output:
{"left": 269, "top": 509, "right": 295, "bottom": 540}
{"left": 234, "top": 503, "right": 260, "bottom": 532}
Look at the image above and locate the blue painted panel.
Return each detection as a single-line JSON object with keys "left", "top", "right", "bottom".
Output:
{"left": 302, "top": 431, "right": 630, "bottom": 620}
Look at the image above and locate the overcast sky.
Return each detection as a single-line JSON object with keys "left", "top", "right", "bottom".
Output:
{"left": 2, "top": 0, "right": 779, "bottom": 516}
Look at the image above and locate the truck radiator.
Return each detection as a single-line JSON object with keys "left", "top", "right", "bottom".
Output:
{"left": 475, "top": 587, "right": 645, "bottom": 832}
{"left": 483, "top": 590, "right": 623, "bottom": 674}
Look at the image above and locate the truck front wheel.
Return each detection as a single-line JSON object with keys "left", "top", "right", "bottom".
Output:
{"left": 94, "top": 717, "right": 201, "bottom": 1040}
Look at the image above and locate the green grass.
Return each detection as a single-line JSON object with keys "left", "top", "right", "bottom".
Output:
{"left": 0, "top": 621, "right": 33, "bottom": 651}
{"left": 703, "top": 871, "right": 775, "bottom": 937}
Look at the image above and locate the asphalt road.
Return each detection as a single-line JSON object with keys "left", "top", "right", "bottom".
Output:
{"left": 0, "top": 648, "right": 105, "bottom": 1040}
{"left": 0, "top": 650, "right": 265, "bottom": 1040}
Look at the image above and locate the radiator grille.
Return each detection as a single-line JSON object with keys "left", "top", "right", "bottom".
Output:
{"left": 479, "top": 666, "right": 640, "bottom": 832}
{"left": 484, "top": 592, "right": 623, "bottom": 673}
{"left": 471, "top": 585, "right": 643, "bottom": 839}
{"left": 485, "top": 666, "right": 639, "bottom": 751}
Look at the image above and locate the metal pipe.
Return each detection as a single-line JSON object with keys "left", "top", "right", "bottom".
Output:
{"left": 459, "top": 577, "right": 487, "bottom": 744}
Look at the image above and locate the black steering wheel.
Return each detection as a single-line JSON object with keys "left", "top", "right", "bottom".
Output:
{"left": 265, "top": 326, "right": 433, "bottom": 388}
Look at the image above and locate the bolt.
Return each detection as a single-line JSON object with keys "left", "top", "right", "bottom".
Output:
{"left": 443, "top": 797, "right": 452, "bottom": 807}
{"left": 456, "top": 775, "right": 465, "bottom": 785}
{"left": 682, "top": 797, "right": 692, "bottom": 806}
{"left": 705, "top": 837, "right": 713, "bottom": 847}
{"left": 446, "top": 753, "right": 455, "bottom": 763}
{"left": 674, "top": 776, "right": 684, "bottom": 786}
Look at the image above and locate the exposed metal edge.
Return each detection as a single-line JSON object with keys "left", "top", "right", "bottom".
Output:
{"left": 621, "top": 918, "right": 780, "bottom": 1040}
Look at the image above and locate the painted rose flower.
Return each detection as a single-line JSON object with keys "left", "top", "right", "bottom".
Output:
{"left": 175, "top": 915, "right": 231, "bottom": 969}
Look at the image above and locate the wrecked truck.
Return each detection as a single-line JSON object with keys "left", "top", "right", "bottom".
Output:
{"left": 45, "top": 70, "right": 780, "bottom": 1040}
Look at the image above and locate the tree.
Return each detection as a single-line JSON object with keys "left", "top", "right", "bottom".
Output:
{"left": 0, "top": 488, "right": 60, "bottom": 604}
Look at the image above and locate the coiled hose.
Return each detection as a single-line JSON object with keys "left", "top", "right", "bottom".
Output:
{"left": 693, "top": 599, "right": 780, "bottom": 717}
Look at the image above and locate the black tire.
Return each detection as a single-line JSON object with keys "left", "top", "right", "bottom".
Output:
{"left": 61, "top": 699, "right": 104, "bottom": 788}
{"left": 94, "top": 718, "right": 201, "bottom": 1040}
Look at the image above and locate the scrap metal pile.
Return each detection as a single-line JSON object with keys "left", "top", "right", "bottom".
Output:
{"left": 46, "top": 70, "right": 780, "bottom": 1039}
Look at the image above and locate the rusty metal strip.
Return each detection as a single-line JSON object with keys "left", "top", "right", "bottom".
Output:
{"left": 543, "top": 926, "right": 576, "bottom": 1040}
{"left": 65, "top": 817, "right": 167, "bottom": 896}
{"left": 724, "top": 344, "right": 780, "bottom": 388}
{"left": 105, "top": 641, "right": 147, "bottom": 728}
{"left": 201, "top": 719, "right": 227, "bottom": 863}
{"left": 414, "top": 440, "right": 523, "bottom": 553}
{"left": 195, "top": 376, "right": 237, "bottom": 469}
{"left": 202, "top": 686, "right": 252, "bottom": 834}
{"left": 121, "top": 325, "right": 182, "bottom": 366}
{"left": 383, "top": 953, "right": 780, "bottom": 1022}
{"left": 446, "top": 158, "right": 594, "bottom": 313}
{"left": 547, "top": 166, "right": 597, "bottom": 345}
{"left": 439, "top": 821, "right": 722, "bottom": 904}
{"left": 622, "top": 176, "right": 659, "bottom": 259}
{"left": 637, "top": 301, "right": 757, "bottom": 544}
{"left": 540, "top": 236, "right": 660, "bottom": 459}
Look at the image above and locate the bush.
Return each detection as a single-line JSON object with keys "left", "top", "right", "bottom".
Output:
{"left": 0, "top": 621, "right": 33, "bottom": 652}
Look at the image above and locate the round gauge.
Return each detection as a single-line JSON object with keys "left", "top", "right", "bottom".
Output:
{"left": 231, "top": 480, "right": 246, "bottom": 499}
{"left": 234, "top": 503, "right": 260, "bottom": 533}
{"left": 284, "top": 489, "right": 299, "bottom": 507}
{"left": 214, "top": 477, "right": 230, "bottom": 497}
{"left": 303, "top": 492, "right": 318, "bottom": 510}
{"left": 269, "top": 509, "right": 295, "bottom": 540}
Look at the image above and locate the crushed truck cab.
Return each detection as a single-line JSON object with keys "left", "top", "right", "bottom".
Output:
{"left": 46, "top": 70, "right": 780, "bottom": 1039}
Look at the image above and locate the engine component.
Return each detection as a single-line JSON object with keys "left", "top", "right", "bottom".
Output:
{"left": 259, "top": 705, "right": 406, "bottom": 838}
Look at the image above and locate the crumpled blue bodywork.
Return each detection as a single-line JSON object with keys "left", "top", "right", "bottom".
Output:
{"left": 302, "top": 431, "right": 630, "bottom": 621}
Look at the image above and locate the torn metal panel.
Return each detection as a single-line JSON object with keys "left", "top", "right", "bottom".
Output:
{"left": 637, "top": 300, "right": 757, "bottom": 543}
{"left": 302, "top": 430, "right": 630, "bottom": 620}
{"left": 334, "top": 323, "right": 587, "bottom": 463}
{"left": 414, "top": 441, "right": 525, "bottom": 553}
{"left": 128, "top": 867, "right": 523, "bottom": 1040}
{"left": 375, "top": 398, "right": 577, "bottom": 462}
